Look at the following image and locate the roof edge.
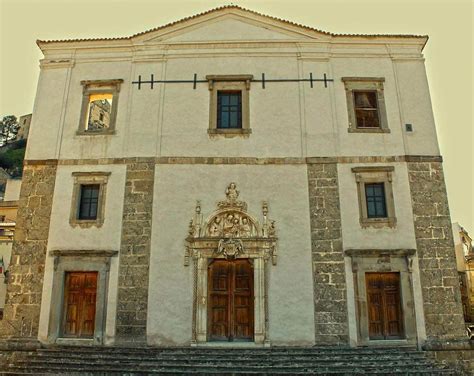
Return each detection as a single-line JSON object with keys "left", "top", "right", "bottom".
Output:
{"left": 36, "top": 5, "right": 429, "bottom": 50}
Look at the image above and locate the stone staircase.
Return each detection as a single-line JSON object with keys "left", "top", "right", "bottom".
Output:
{"left": 1, "top": 346, "right": 460, "bottom": 375}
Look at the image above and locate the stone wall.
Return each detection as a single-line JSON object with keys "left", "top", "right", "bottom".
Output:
{"left": 408, "top": 161, "right": 466, "bottom": 341}
{"left": 0, "top": 164, "right": 57, "bottom": 340}
{"left": 115, "top": 159, "right": 155, "bottom": 343}
{"left": 307, "top": 162, "right": 348, "bottom": 344}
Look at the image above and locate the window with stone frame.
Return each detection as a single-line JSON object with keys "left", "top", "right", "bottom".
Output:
{"left": 78, "top": 80, "right": 123, "bottom": 135}
{"left": 352, "top": 166, "right": 396, "bottom": 228}
{"left": 70, "top": 172, "right": 110, "bottom": 228}
{"left": 342, "top": 77, "right": 389, "bottom": 133}
{"left": 207, "top": 75, "right": 252, "bottom": 137}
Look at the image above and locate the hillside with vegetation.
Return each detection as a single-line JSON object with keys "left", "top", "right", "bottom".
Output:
{"left": 0, "top": 116, "right": 26, "bottom": 177}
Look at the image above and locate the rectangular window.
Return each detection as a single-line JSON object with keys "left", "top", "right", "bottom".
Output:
{"left": 217, "top": 91, "right": 242, "bottom": 129}
{"left": 365, "top": 183, "right": 387, "bottom": 218}
{"left": 342, "top": 78, "right": 389, "bottom": 133}
{"left": 78, "top": 184, "right": 100, "bottom": 220}
{"left": 78, "top": 79, "right": 123, "bottom": 135}
{"left": 352, "top": 166, "right": 396, "bottom": 228}
{"left": 354, "top": 91, "right": 380, "bottom": 128}
{"left": 206, "top": 75, "right": 252, "bottom": 137}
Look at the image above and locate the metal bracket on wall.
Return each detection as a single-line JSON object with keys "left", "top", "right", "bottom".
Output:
{"left": 131, "top": 73, "right": 334, "bottom": 90}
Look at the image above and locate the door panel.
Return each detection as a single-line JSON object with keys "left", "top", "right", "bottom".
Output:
{"left": 63, "top": 272, "right": 98, "bottom": 338}
{"left": 366, "top": 272, "right": 404, "bottom": 340}
{"left": 208, "top": 260, "right": 254, "bottom": 341}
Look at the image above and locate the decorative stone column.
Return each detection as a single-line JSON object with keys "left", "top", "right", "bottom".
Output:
{"left": 0, "top": 162, "right": 57, "bottom": 343}
{"left": 115, "top": 159, "right": 155, "bottom": 344}
{"left": 407, "top": 159, "right": 466, "bottom": 343}
{"left": 307, "top": 162, "right": 348, "bottom": 344}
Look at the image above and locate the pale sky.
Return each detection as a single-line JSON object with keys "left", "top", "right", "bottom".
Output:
{"left": 0, "top": 0, "right": 472, "bottom": 234}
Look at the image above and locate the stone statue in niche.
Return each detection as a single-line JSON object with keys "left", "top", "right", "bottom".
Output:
{"left": 223, "top": 213, "right": 236, "bottom": 237}
{"left": 226, "top": 182, "right": 239, "bottom": 202}
{"left": 209, "top": 216, "right": 222, "bottom": 237}
{"left": 240, "top": 217, "right": 252, "bottom": 237}
{"left": 218, "top": 182, "right": 247, "bottom": 211}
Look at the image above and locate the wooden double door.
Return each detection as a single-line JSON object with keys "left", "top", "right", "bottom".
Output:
{"left": 366, "top": 272, "right": 404, "bottom": 340}
{"left": 62, "top": 272, "right": 98, "bottom": 338}
{"left": 208, "top": 259, "right": 254, "bottom": 341}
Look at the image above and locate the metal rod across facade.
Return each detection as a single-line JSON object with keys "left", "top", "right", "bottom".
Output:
{"left": 131, "top": 73, "right": 334, "bottom": 90}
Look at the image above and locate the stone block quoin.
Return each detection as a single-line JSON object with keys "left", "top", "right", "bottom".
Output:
{"left": 0, "top": 164, "right": 57, "bottom": 339}
{"left": 115, "top": 159, "right": 155, "bottom": 343}
{"left": 408, "top": 161, "right": 466, "bottom": 341}
{"left": 307, "top": 163, "right": 348, "bottom": 344}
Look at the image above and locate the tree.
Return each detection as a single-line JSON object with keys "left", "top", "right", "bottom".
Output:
{"left": 0, "top": 115, "right": 19, "bottom": 146}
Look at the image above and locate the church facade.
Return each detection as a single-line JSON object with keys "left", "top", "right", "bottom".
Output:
{"left": 0, "top": 6, "right": 466, "bottom": 349}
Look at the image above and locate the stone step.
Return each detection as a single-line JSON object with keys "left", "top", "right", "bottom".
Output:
{"left": 36, "top": 347, "right": 424, "bottom": 356}
{"left": 8, "top": 359, "right": 452, "bottom": 372}
{"left": 16, "top": 358, "right": 440, "bottom": 368}
{"left": 7, "top": 364, "right": 453, "bottom": 375}
{"left": 2, "top": 346, "right": 457, "bottom": 375}
{"left": 31, "top": 353, "right": 430, "bottom": 362}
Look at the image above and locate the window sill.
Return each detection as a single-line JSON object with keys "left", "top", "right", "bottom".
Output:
{"left": 360, "top": 217, "right": 396, "bottom": 228}
{"left": 348, "top": 127, "right": 391, "bottom": 134}
{"left": 69, "top": 219, "right": 104, "bottom": 229}
{"left": 208, "top": 128, "right": 252, "bottom": 138}
{"left": 76, "top": 129, "right": 116, "bottom": 136}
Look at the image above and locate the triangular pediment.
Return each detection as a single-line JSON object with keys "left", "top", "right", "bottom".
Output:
{"left": 135, "top": 7, "right": 329, "bottom": 44}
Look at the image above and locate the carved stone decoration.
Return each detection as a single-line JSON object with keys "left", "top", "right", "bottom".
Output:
{"left": 184, "top": 183, "right": 278, "bottom": 345}
{"left": 217, "top": 238, "right": 244, "bottom": 259}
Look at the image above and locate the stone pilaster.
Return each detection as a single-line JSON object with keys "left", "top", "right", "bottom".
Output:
{"left": 115, "top": 159, "right": 155, "bottom": 343}
{"left": 307, "top": 163, "right": 348, "bottom": 344}
{"left": 408, "top": 161, "right": 466, "bottom": 342}
{"left": 0, "top": 164, "right": 57, "bottom": 340}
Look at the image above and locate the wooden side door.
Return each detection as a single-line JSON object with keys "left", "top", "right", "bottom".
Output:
{"left": 208, "top": 260, "right": 254, "bottom": 341}
{"left": 366, "top": 272, "right": 404, "bottom": 340}
{"left": 63, "top": 272, "right": 98, "bottom": 338}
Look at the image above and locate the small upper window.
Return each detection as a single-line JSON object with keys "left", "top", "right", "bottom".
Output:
{"left": 342, "top": 78, "right": 389, "bottom": 133}
{"left": 78, "top": 80, "right": 123, "bottom": 135}
{"left": 365, "top": 183, "right": 387, "bottom": 218}
{"left": 217, "top": 91, "right": 242, "bottom": 129}
{"left": 78, "top": 184, "right": 100, "bottom": 220}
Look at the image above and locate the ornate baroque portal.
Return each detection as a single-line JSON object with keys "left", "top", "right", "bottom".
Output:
{"left": 185, "top": 183, "right": 277, "bottom": 345}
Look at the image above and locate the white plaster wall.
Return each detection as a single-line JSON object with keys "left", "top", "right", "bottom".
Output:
{"left": 338, "top": 162, "right": 417, "bottom": 250}
{"left": 38, "top": 164, "right": 126, "bottom": 342}
{"left": 393, "top": 60, "right": 440, "bottom": 156}
{"left": 28, "top": 19, "right": 437, "bottom": 162}
{"left": 148, "top": 164, "right": 315, "bottom": 345}
{"left": 159, "top": 56, "right": 303, "bottom": 158}
{"left": 4, "top": 179, "right": 22, "bottom": 201}
{"left": 26, "top": 67, "right": 68, "bottom": 160}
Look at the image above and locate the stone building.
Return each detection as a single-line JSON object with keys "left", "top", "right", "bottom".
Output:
{"left": 453, "top": 223, "right": 474, "bottom": 324}
{"left": 0, "top": 6, "right": 467, "bottom": 350}
{"left": 0, "top": 178, "right": 21, "bottom": 319}
{"left": 17, "top": 114, "right": 32, "bottom": 141}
